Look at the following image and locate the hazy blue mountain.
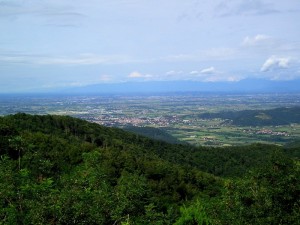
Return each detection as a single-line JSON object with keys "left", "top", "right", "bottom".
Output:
{"left": 60, "top": 79, "right": 300, "bottom": 94}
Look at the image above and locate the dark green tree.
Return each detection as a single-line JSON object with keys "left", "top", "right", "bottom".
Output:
{"left": 9, "top": 136, "right": 24, "bottom": 170}
{"left": 216, "top": 150, "right": 300, "bottom": 225}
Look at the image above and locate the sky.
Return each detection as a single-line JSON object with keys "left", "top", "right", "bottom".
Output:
{"left": 0, "top": 0, "right": 300, "bottom": 92}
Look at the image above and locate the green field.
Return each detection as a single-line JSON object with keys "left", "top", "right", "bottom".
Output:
{"left": 1, "top": 93, "right": 300, "bottom": 146}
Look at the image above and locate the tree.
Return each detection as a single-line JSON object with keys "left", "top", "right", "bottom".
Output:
{"left": 9, "top": 136, "right": 24, "bottom": 170}
{"left": 112, "top": 171, "right": 149, "bottom": 223}
{"left": 174, "top": 200, "right": 211, "bottom": 225}
{"left": 217, "top": 150, "right": 300, "bottom": 224}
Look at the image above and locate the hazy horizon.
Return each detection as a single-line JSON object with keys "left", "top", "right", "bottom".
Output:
{"left": 1, "top": 0, "right": 300, "bottom": 92}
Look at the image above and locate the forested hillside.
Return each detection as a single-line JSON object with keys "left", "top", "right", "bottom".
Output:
{"left": 199, "top": 106, "right": 300, "bottom": 126}
{"left": 0, "top": 113, "right": 299, "bottom": 224}
{"left": 123, "top": 126, "right": 184, "bottom": 144}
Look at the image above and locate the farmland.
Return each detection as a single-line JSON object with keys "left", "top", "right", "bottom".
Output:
{"left": 1, "top": 93, "right": 300, "bottom": 146}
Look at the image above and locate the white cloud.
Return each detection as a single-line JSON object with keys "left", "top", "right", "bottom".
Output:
{"left": 242, "top": 34, "right": 271, "bottom": 46}
{"left": 0, "top": 53, "right": 133, "bottom": 65}
{"left": 261, "top": 56, "right": 290, "bottom": 72}
{"left": 188, "top": 66, "right": 244, "bottom": 82}
{"left": 259, "top": 56, "right": 300, "bottom": 80}
{"left": 128, "top": 71, "right": 153, "bottom": 79}
{"left": 200, "top": 66, "right": 216, "bottom": 74}
{"left": 128, "top": 71, "right": 143, "bottom": 78}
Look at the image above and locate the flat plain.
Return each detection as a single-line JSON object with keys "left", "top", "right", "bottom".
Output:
{"left": 1, "top": 93, "right": 300, "bottom": 146}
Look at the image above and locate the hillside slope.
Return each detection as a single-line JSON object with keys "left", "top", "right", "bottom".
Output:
{"left": 200, "top": 106, "right": 300, "bottom": 126}
{"left": 2, "top": 113, "right": 295, "bottom": 178}
{"left": 0, "top": 114, "right": 299, "bottom": 224}
{"left": 123, "top": 125, "right": 184, "bottom": 144}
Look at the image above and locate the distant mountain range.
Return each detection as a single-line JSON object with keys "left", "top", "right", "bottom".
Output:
{"left": 60, "top": 79, "right": 300, "bottom": 94}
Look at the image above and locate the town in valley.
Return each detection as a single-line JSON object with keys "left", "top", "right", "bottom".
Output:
{"left": 1, "top": 93, "right": 300, "bottom": 146}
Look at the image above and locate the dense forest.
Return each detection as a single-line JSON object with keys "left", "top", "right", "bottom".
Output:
{"left": 0, "top": 113, "right": 299, "bottom": 224}
{"left": 199, "top": 106, "right": 300, "bottom": 126}
{"left": 123, "top": 126, "right": 184, "bottom": 144}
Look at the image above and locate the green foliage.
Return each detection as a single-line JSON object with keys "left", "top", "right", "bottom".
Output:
{"left": 0, "top": 156, "right": 56, "bottom": 224}
{"left": 210, "top": 150, "right": 300, "bottom": 225}
{"left": 112, "top": 172, "right": 148, "bottom": 219}
{"left": 200, "top": 106, "right": 300, "bottom": 126}
{"left": 124, "top": 125, "right": 184, "bottom": 144}
{"left": 174, "top": 200, "right": 211, "bottom": 225}
{"left": 0, "top": 113, "right": 299, "bottom": 224}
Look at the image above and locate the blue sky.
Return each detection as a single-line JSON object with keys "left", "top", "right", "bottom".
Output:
{"left": 0, "top": 0, "right": 300, "bottom": 92}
